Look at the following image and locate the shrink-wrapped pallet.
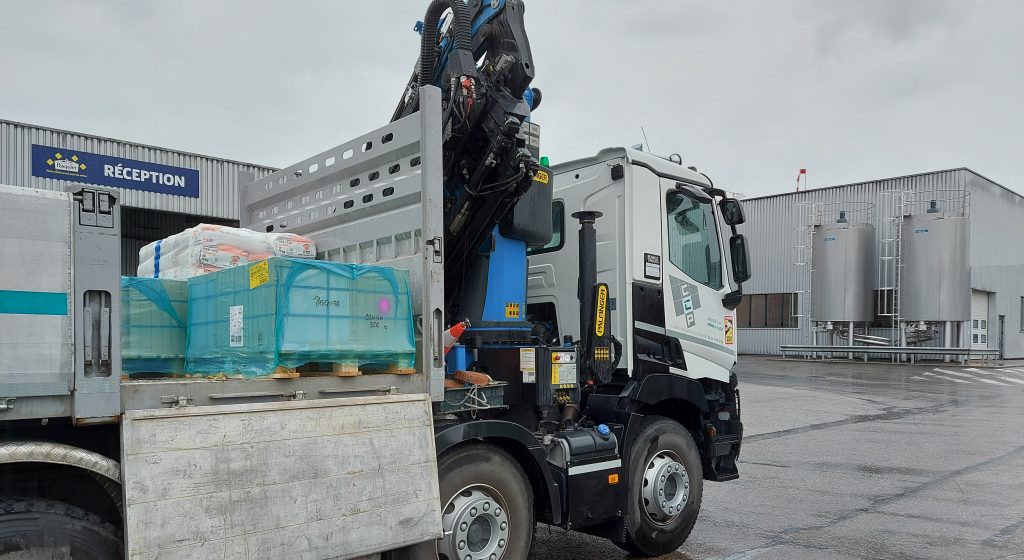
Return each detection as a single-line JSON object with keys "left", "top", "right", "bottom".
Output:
{"left": 121, "top": 277, "right": 188, "bottom": 374}
{"left": 137, "top": 224, "right": 315, "bottom": 280}
{"left": 185, "top": 257, "right": 415, "bottom": 377}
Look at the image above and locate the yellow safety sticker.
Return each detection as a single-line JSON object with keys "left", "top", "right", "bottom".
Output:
{"left": 249, "top": 260, "right": 270, "bottom": 289}
{"left": 594, "top": 284, "right": 608, "bottom": 336}
{"left": 552, "top": 363, "right": 559, "bottom": 384}
{"left": 505, "top": 302, "right": 521, "bottom": 319}
{"left": 534, "top": 170, "right": 550, "bottom": 184}
{"left": 724, "top": 315, "right": 735, "bottom": 345}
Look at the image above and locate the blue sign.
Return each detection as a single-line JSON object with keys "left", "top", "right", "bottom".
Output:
{"left": 31, "top": 144, "right": 200, "bottom": 198}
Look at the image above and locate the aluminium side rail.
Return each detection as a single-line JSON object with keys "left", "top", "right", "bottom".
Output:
{"left": 237, "top": 86, "right": 446, "bottom": 401}
{"left": 780, "top": 344, "right": 1000, "bottom": 362}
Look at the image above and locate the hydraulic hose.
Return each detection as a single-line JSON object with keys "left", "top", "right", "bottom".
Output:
{"left": 420, "top": 0, "right": 474, "bottom": 86}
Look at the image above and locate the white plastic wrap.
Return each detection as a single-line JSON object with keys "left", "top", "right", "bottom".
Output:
{"left": 138, "top": 224, "right": 315, "bottom": 279}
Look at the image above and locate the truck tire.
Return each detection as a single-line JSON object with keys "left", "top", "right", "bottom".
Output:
{"left": 397, "top": 443, "right": 534, "bottom": 560}
{"left": 0, "top": 498, "right": 122, "bottom": 560}
{"left": 619, "top": 416, "right": 703, "bottom": 557}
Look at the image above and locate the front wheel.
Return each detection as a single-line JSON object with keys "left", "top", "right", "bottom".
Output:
{"left": 620, "top": 416, "right": 704, "bottom": 556}
{"left": 400, "top": 443, "right": 534, "bottom": 560}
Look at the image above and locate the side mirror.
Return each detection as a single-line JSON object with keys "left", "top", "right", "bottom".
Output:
{"left": 719, "top": 198, "right": 745, "bottom": 226}
{"left": 729, "top": 234, "right": 751, "bottom": 284}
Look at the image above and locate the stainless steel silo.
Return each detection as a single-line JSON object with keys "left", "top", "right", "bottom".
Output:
{"left": 811, "top": 221, "right": 875, "bottom": 323}
{"left": 899, "top": 213, "right": 970, "bottom": 322}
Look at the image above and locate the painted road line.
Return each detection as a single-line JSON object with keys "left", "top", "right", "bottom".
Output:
{"left": 934, "top": 368, "right": 979, "bottom": 379}
{"left": 955, "top": 370, "right": 1009, "bottom": 385}
{"left": 998, "top": 370, "right": 1024, "bottom": 377}
{"left": 922, "top": 372, "right": 971, "bottom": 384}
{"left": 997, "top": 376, "right": 1024, "bottom": 385}
{"left": 910, "top": 376, "right": 928, "bottom": 381}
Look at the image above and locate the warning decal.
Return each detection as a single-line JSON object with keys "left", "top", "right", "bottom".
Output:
{"left": 249, "top": 260, "right": 270, "bottom": 289}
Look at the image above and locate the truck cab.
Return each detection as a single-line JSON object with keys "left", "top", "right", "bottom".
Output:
{"left": 529, "top": 147, "right": 743, "bottom": 384}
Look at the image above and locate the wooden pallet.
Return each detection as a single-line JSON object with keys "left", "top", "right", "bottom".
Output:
{"left": 331, "top": 363, "right": 416, "bottom": 377}
{"left": 269, "top": 366, "right": 299, "bottom": 379}
{"left": 295, "top": 362, "right": 415, "bottom": 377}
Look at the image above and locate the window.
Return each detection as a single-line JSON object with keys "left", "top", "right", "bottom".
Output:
{"left": 666, "top": 190, "right": 722, "bottom": 289}
{"left": 528, "top": 200, "right": 564, "bottom": 256}
{"left": 738, "top": 293, "right": 799, "bottom": 328}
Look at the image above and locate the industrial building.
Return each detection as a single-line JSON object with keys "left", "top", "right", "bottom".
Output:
{"left": 0, "top": 119, "right": 275, "bottom": 274}
{"left": 737, "top": 168, "right": 1024, "bottom": 359}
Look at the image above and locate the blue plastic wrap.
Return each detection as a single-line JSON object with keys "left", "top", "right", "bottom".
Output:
{"left": 186, "top": 257, "right": 416, "bottom": 377}
{"left": 120, "top": 277, "right": 188, "bottom": 374}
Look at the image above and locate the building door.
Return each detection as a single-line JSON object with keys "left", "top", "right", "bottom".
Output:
{"left": 971, "top": 290, "right": 990, "bottom": 350}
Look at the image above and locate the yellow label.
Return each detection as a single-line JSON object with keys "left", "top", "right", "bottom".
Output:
{"left": 594, "top": 284, "right": 608, "bottom": 337}
{"left": 552, "top": 364, "right": 559, "bottom": 384}
{"left": 505, "top": 302, "right": 521, "bottom": 319}
{"left": 724, "top": 316, "right": 735, "bottom": 345}
{"left": 533, "top": 170, "right": 550, "bottom": 184}
{"left": 249, "top": 260, "right": 270, "bottom": 289}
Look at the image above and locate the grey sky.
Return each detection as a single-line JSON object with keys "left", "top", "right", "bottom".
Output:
{"left": 1, "top": 1, "right": 1021, "bottom": 196}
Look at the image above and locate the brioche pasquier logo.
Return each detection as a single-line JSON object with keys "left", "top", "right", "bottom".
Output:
{"left": 44, "top": 151, "right": 87, "bottom": 177}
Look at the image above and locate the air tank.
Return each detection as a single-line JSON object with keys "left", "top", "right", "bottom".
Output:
{"left": 900, "top": 213, "right": 970, "bottom": 321}
{"left": 811, "top": 218, "right": 875, "bottom": 323}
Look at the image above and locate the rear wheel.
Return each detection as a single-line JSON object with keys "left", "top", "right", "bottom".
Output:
{"left": 401, "top": 443, "right": 534, "bottom": 560}
{"left": 619, "top": 416, "right": 703, "bottom": 557}
{"left": 0, "top": 497, "right": 122, "bottom": 560}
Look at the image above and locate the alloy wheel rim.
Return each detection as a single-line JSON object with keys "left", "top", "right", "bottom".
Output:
{"left": 439, "top": 484, "right": 511, "bottom": 560}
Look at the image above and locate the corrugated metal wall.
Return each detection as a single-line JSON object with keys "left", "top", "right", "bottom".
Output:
{"left": 0, "top": 119, "right": 276, "bottom": 219}
{"left": 737, "top": 168, "right": 1024, "bottom": 355}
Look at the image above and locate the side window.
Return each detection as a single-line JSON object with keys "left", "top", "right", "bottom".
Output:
{"left": 528, "top": 200, "right": 564, "bottom": 255}
{"left": 666, "top": 191, "right": 722, "bottom": 289}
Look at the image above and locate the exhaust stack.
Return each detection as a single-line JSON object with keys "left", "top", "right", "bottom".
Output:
{"left": 572, "top": 211, "right": 615, "bottom": 384}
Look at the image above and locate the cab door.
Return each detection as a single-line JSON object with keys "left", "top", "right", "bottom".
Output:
{"left": 659, "top": 179, "right": 735, "bottom": 381}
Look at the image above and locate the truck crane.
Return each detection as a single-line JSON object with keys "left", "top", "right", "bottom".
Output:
{"left": 0, "top": 1, "right": 750, "bottom": 559}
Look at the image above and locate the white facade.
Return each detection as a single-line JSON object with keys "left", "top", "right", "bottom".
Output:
{"left": 737, "top": 169, "right": 1024, "bottom": 358}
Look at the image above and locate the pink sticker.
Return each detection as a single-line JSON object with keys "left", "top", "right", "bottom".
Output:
{"left": 378, "top": 297, "right": 391, "bottom": 315}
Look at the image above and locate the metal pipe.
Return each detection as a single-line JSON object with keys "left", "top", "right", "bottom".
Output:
{"left": 848, "top": 321, "right": 854, "bottom": 360}
{"left": 899, "top": 321, "right": 907, "bottom": 363}
{"left": 863, "top": 324, "right": 870, "bottom": 362}
{"left": 572, "top": 210, "right": 602, "bottom": 356}
{"left": 943, "top": 321, "right": 955, "bottom": 363}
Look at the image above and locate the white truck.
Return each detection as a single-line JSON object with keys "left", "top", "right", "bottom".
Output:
{"left": 0, "top": 2, "right": 750, "bottom": 559}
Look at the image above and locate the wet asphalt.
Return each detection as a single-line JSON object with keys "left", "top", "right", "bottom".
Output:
{"left": 529, "top": 357, "right": 1024, "bottom": 560}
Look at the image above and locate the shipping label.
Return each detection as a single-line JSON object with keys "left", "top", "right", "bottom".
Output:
{"left": 229, "top": 305, "right": 244, "bottom": 347}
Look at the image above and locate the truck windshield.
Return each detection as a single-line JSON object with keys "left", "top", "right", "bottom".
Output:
{"left": 666, "top": 191, "right": 723, "bottom": 289}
